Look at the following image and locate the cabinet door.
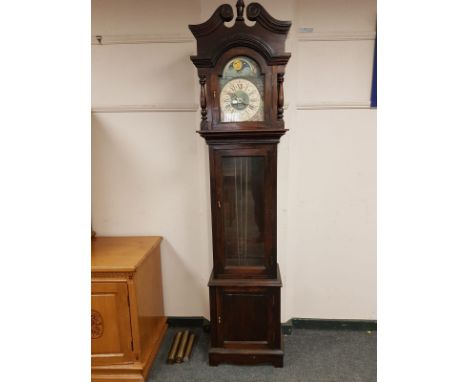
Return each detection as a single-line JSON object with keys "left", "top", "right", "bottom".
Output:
{"left": 216, "top": 288, "right": 279, "bottom": 349}
{"left": 91, "top": 282, "right": 134, "bottom": 365}
{"left": 212, "top": 144, "right": 277, "bottom": 277}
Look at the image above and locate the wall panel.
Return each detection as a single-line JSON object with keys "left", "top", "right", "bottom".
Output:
{"left": 297, "top": 40, "right": 374, "bottom": 105}
{"left": 92, "top": 0, "right": 199, "bottom": 36}
{"left": 296, "top": 0, "right": 376, "bottom": 34}
{"left": 287, "top": 109, "right": 376, "bottom": 319}
{"left": 92, "top": 112, "right": 211, "bottom": 316}
{"left": 92, "top": 43, "right": 197, "bottom": 107}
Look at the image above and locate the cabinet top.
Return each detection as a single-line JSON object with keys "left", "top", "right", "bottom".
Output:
{"left": 91, "top": 236, "right": 162, "bottom": 273}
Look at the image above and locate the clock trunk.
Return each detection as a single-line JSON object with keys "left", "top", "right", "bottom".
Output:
{"left": 210, "top": 143, "right": 278, "bottom": 278}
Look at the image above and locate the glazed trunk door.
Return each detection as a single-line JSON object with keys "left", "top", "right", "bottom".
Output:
{"left": 91, "top": 282, "right": 134, "bottom": 365}
{"left": 213, "top": 145, "right": 276, "bottom": 277}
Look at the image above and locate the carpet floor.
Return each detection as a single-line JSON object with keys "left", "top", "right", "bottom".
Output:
{"left": 147, "top": 327, "right": 376, "bottom": 382}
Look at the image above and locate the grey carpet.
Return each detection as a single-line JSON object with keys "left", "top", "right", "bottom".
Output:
{"left": 147, "top": 327, "right": 376, "bottom": 382}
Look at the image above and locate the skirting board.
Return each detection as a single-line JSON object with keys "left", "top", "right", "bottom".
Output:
{"left": 281, "top": 318, "right": 377, "bottom": 335}
{"left": 167, "top": 316, "right": 211, "bottom": 332}
{"left": 167, "top": 316, "right": 377, "bottom": 335}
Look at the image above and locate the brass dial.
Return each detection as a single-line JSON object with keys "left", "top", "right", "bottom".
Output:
{"left": 220, "top": 78, "right": 261, "bottom": 122}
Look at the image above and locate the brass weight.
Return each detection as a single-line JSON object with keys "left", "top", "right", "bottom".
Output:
{"left": 183, "top": 332, "right": 196, "bottom": 362}
{"left": 176, "top": 330, "right": 190, "bottom": 363}
{"left": 167, "top": 331, "right": 182, "bottom": 364}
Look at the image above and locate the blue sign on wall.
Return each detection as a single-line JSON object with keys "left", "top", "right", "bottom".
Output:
{"left": 371, "top": 37, "right": 377, "bottom": 108}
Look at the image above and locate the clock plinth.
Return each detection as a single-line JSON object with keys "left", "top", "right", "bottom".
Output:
{"left": 207, "top": 267, "right": 283, "bottom": 367}
{"left": 189, "top": 1, "right": 291, "bottom": 367}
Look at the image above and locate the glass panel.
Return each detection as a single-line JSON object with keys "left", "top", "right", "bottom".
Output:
{"left": 222, "top": 156, "right": 265, "bottom": 266}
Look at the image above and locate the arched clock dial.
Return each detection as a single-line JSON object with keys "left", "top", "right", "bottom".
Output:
{"left": 220, "top": 78, "right": 262, "bottom": 122}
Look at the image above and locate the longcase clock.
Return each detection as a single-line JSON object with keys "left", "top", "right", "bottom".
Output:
{"left": 189, "top": 0, "right": 291, "bottom": 367}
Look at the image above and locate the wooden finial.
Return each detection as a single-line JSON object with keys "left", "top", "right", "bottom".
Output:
{"left": 236, "top": 0, "right": 245, "bottom": 21}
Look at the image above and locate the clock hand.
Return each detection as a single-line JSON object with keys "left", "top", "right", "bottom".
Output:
{"left": 229, "top": 93, "right": 240, "bottom": 104}
{"left": 230, "top": 95, "right": 243, "bottom": 105}
{"left": 229, "top": 93, "right": 248, "bottom": 106}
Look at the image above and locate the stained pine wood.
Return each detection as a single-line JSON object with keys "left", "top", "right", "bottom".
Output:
{"left": 91, "top": 236, "right": 162, "bottom": 272}
{"left": 210, "top": 143, "right": 278, "bottom": 279}
{"left": 189, "top": 1, "right": 291, "bottom": 367}
{"left": 91, "top": 282, "right": 134, "bottom": 365}
{"left": 208, "top": 268, "right": 283, "bottom": 367}
{"left": 91, "top": 236, "right": 167, "bottom": 381}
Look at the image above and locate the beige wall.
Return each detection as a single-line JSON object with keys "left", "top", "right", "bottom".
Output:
{"left": 92, "top": 0, "right": 376, "bottom": 320}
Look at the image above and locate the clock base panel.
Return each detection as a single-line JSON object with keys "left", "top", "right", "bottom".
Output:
{"left": 208, "top": 267, "right": 283, "bottom": 367}
{"left": 209, "top": 335, "right": 284, "bottom": 368}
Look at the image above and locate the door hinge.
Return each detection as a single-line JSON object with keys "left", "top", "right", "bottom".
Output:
{"left": 217, "top": 200, "right": 221, "bottom": 208}
{"left": 218, "top": 315, "right": 222, "bottom": 324}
